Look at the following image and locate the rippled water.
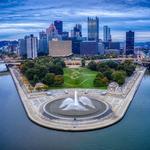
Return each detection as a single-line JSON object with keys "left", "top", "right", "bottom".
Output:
{"left": 0, "top": 73, "right": 150, "bottom": 150}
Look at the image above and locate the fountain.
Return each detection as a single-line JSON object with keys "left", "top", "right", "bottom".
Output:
{"left": 59, "top": 90, "right": 95, "bottom": 111}
{"left": 43, "top": 90, "right": 111, "bottom": 121}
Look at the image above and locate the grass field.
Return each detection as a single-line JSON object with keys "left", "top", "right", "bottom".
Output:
{"left": 63, "top": 67, "right": 98, "bottom": 88}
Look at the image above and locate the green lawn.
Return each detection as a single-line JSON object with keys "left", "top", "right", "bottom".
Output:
{"left": 63, "top": 67, "right": 98, "bottom": 88}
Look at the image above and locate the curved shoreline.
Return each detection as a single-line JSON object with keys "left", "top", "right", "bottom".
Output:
{"left": 10, "top": 67, "right": 146, "bottom": 131}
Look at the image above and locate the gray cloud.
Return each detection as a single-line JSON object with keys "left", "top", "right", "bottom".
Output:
{"left": 0, "top": 0, "right": 150, "bottom": 41}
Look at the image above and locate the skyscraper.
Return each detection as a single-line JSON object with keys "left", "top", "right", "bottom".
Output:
{"left": 18, "top": 38, "right": 26, "bottom": 57}
{"left": 26, "top": 34, "right": 38, "bottom": 59}
{"left": 88, "top": 17, "right": 99, "bottom": 41}
{"left": 38, "top": 31, "right": 48, "bottom": 56}
{"left": 73, "top": 24, "right": 82, "bottom": 39}
{"left": 46, "top": 24, "right": 61, "bottom": 41}
{"left": 126, "top": 31, "right": 135, "bottom": 55}
{"left": 54, "top": 20, "right": 63, "bottom": 35}
{"left": 103, "top": 26, "right": 111, "bottom": 42}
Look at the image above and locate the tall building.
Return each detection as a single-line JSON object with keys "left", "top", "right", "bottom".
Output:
{"left": 18, "top": 38, "right": 26, "bottom": 57}
{"left": 54, "top": 20, "right": 63, "bottom": 35}
{"left": 26, "top": 34, "right": 38, "bottom": 59}
{"left": 126, "top": 31, "right": 135, "bottom": 55}
{"left": 46, "top": 24, "right": 61, "bottom": 41}
{"left": 88, "top": 17, "right": 99, "bottom": 41}
{"left": 38, "top": 31, "right": 48, "bottom": 56}
{"left": 103, "top": 26, "right": 111, "bottom": 42}
{"left": 72, "top": 24, "right": 82, "bottom": 39}
{"left": 49, "top": 40, "right": 72, "bottom": 57}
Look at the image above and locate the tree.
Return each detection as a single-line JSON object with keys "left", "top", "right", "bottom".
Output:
{"left": 93, "top": 72, "right": 108, "bottom": 87}
{"left": 25, "top": 68, "right": 36, "bottom": 81}
{"left": 48, "top": 65, "right": 64, "bottom": 75}
{"left": 106, "top": 61, "right": 118, "bottom": 70}
{"left": 96, "top": 72, "right": 104, "bottom": 79}
{"left": 118, "top": 61, "right": 135, "bottom": 76}
{"left": 103, "top": 69, "right": 113, "bottom": 80}
{"left": 54, "top": 75, "right": 64, "bottom": 86}
{"left": 125, "top": 64, "right": 135, "bottom": 76}
{"left": 112, "top": 71, "right": 126, "bottom": 85}
{"left": 20, "top": 60, "right": 34, "bottom": 74}
{"left": 81, "top": 59, "right": 85, "bottom": 67}
{"left": 33, "top": 75, "right": 39, "bottom": 84}
{"left": 43, "top": 73, "right": 55, "bottom": 86}
{"left": 96, "top": 62, "right": 109, "bottom": 72}
{"left": 94, "top": 77, "right": 108, "bottom": 87}
{"left": 34, "top": 65, "right": 48, "bottom": 80}
{"left": 53, "top": 58, "right": 66, "bottom": 68}
{"left": 88, "top": 61, "right": 97, "bottom": 71}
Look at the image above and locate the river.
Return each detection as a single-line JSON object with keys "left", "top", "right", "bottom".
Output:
{"left": 0, "top": 72, "right": 150, "bottom": 150}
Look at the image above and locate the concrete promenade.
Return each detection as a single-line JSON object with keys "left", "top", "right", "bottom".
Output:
{"left": 10, "top": 67, "right": 146, "bottom": 131}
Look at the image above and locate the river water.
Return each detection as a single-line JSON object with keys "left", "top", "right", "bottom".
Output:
{"left": 0, "top": 72, "right": 150, "bottom": 150}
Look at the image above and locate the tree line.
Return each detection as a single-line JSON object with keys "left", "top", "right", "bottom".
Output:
{"left": 88, "top": 60, "right": 136, "bottom": 87}
{"left": 20, "top": 57, "right": 65, "bottom": 87}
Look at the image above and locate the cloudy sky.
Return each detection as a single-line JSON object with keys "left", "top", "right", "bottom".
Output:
{"left": 0, "top": 0, "right": 150, "bottom": 42}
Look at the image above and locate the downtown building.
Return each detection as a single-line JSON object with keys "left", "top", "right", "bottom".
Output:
{"left": 80, "top": 41, "right": 98, "bottom": 56}
{"left": 38, "top": 31, "right": 48, "bottom": 56}
{"left": 62, "top": 32, "right": 69, "bottom": 40}
{"left": 88, "top": 17, "right": 99, "bottom": 41}
{"left": 46, "top": 24, "right": 61, "bottom": 41}
{"left": 71, "top": 24, "right": 82, "bottom": 39}
{"left": 49, "top": 39, "right": 72, "bottom": 57}
{"left": 18, "top": 38, "right": 27, "bottom": 57}
{"left": 103, "top": 25, "right": 111, "bottom": 42}
{"left": 26, "top": 34, "right": 38, "bottom": 59}
{"left": 54, "top": 20, "right": 63, "bottom": 35}
{"left": 126, "top": 30, "right": 135, "bottom": 55}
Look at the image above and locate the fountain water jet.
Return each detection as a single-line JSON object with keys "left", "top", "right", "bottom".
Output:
{"left": 59, "top": 90, "right": 95, "bottom": 111}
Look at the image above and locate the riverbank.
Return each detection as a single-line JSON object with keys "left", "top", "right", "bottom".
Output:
{"left": 10, "top": 67, "right": 146, "bottom": 131}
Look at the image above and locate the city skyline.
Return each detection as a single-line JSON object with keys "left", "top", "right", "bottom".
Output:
{"left": 0, "top": 0, "right": 150, "bottom": 42}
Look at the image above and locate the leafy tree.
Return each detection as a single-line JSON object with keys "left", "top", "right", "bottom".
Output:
{"left": 112, "top": 71, "right": 126, "bottom": 85}
{"left": 48, "top": 65, "right": 63, "bottom": 75}
{"left": 20, "top": 61, "right": 34, "bottom": 73}
{"left": 94, "top": 77, "right": 108, "bottom": 87}
{"left": 81, "top": 59, "right": 85, "bottom": 67}
{"left": 53, "top": 58, "right": 66, "bottom": 68}
{"left": 25, "top": 68, "right": 36, "bottom": 81}
{"left": 93, "top": 72, "right": 108, "bottom": 87}
{"left": 96, "top": 62, "right": 109, "bottom": 72}
{"left": 103, "top": 69, "right": 113, "bottom": 80}
{"left": 34, "top": 65, "right": 48, "bottom": 80}
{"left": 96, "top": 72, "right": 104, "bottom": 79}
{"left": 118, "top": 61, "right": 135, "bottom": 76}
{"left": 106, "top": 61, "right": 118, "bottom": 70}
{"left": 33, "top": 75, "right": 39, "bottom": 83}
{"left": 125, "top": 64, "right": 135, "bottom": 76}
{"left": 54, "top": 75, "right": 64, "bottom": 86}
{"left": 88, "top": 61, "right": 97, "bottom": 71}
{"left": 43, "top": 73, "right": 55, "bottom": 86}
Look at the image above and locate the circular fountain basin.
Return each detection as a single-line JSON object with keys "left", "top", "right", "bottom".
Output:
{"left": 43, "top": 98, "right": 111, "bottom": 121}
